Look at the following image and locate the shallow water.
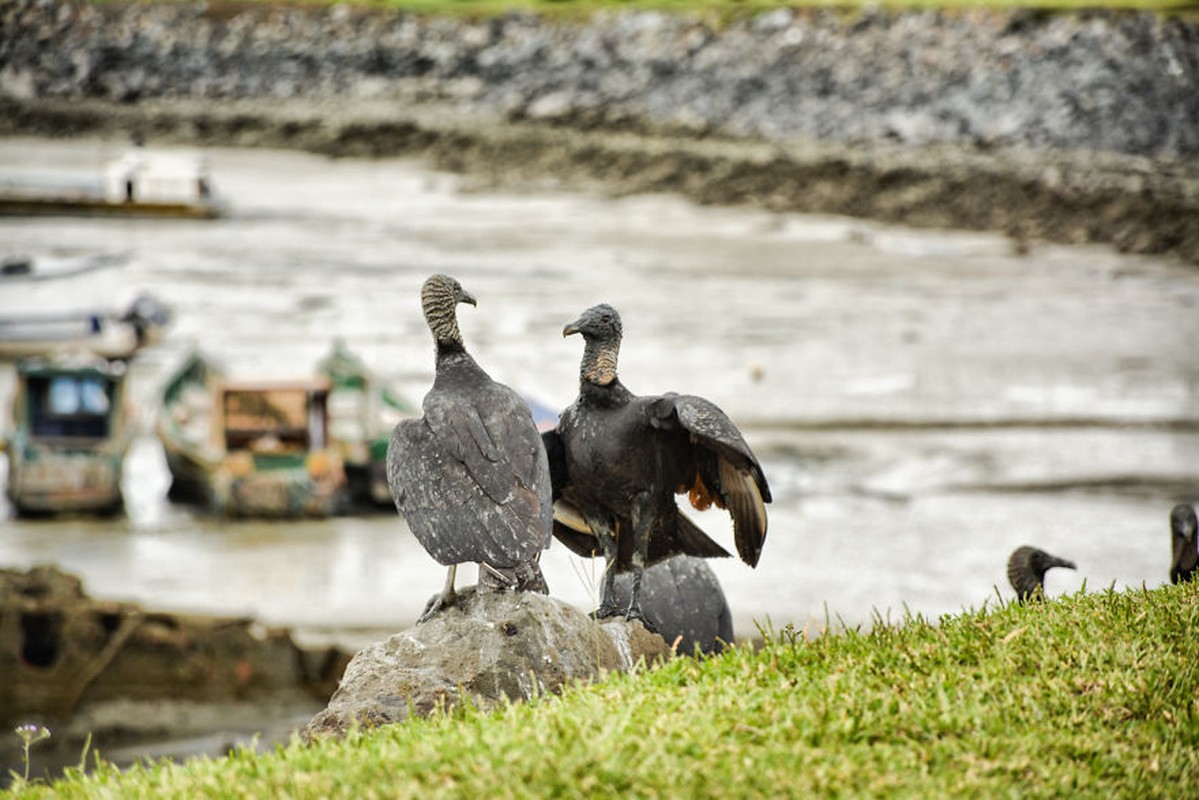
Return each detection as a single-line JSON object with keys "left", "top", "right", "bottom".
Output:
{"left": 1, "top": 135, "right": 1197, "bottom": 650}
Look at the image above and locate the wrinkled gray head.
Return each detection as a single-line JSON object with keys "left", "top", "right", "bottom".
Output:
{"left": 563, "top": 303, "right": 622, "bottom": 342}
{"left": 1007, "top": 545, "right": 1076, "bottom": 602}
{"left": 421, "top": 274, "right": 476, "bottom": 349}
{"left": 564, "top": 304, "right": 623, "bottom": 386}
{"left": 1170, "top": 503, "right": 1198, "bottom": 583}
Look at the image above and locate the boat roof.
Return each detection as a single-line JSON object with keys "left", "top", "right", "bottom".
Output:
{"left": 218, "top": 377, "right": 332, "bottom": 393}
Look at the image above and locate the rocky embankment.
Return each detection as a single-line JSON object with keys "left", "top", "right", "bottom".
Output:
{"left": 2, "top": 0, "right": 1198, "bottom": 261}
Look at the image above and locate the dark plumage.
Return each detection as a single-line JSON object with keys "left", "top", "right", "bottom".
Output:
{"left": 1170, "top": 503, "right": 1198, "bottom": 584}
{"left": 1007, "top": 546, "right": 1076, "bottom": 602}
{"left": 387, "top": 274, "right": 552, "bottom": 622}
{"left": 610, "top": 555, "right": 734, "bottom": 656}
{"left": 543, "top": 303, "right": 771, "bottom": 624}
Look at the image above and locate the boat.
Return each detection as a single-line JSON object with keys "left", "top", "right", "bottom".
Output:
{"left": 0, "top": 146, "right": 224, "bottom": 219}
{"left": 2, "top": 352, "right": 131, "bottom": 516}
{"left": 156, "top": 352, "right": 350, "bottom": 518}
{"left": 0, "top": 251, "right": 171, "bottom": 361}
{"left": 315, "top": 340, "right": 418, "bottom": 508}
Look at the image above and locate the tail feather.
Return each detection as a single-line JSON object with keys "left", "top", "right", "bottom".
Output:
{"left": 720, "top": 459, "right": 767, "bottom": 567}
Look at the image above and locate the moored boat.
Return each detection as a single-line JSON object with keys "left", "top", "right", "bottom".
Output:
{"left": 2, "top": 352, "right": 131, "bottom": 516}
{"left": 0, "top": 146, "right": 224, "bottom": 219}
{"left": 316, "top": 340, "right": 417, "bottom": 508}
{"left": 157, "top": 351, "right": 349, "bottom": 518}
{"left": 0, "top": 251, "right": 170, "bottom": 361}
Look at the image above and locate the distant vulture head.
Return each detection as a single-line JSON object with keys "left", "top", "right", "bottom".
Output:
{"left": 1007, "top": 545, "right": 1076, "bottom": 602}
{"left": 563, "top": 303, "right": 623, "bottom": 386}
{"left": 1170, "top": 503, "right": 1198, "bottom": 584}
{"left": 421, "top": 274, "right": 476, "bottom": 350}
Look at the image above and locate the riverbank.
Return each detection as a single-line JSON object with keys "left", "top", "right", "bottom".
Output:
{"left": 11, "top": 581, "right": 1199, "bottom": 796}
{"left": 2, "top": 1, "right": 1197, "bottom": 263}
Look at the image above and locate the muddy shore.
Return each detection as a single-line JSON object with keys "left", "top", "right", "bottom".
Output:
{"left": 2, "top": 2, "right": 1197, "bottom": 264}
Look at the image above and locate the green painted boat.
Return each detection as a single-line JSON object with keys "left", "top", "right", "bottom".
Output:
{"left": 316, "top": 340, "right": 417, "bottom": 508}
{"left": 156, "top": 351, "right": 350, "bottom": 518}
{"left": 3, "top": 353, "right": 131, "bottom": 516}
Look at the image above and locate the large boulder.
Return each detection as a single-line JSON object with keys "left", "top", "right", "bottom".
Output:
{"left": 303, "top": 587, "right": 670, "bottom": 739}
{"left": 611, "top": 555, "right": 734, "bottom": 656}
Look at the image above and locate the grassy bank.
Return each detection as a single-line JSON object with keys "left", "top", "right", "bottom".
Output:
{"left": 10, "top": 581, "right": 1199, "bottom": 797}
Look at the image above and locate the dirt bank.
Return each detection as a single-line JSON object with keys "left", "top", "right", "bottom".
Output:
{"left": 2, "top": 1, "right": 1197, "bottom": 262}
{"left": 3, "top": 95, "right": 1197, "bottom": 264}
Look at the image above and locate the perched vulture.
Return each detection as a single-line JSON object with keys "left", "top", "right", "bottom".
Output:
{"left": 543, "top": 303, "right": 770, "bottom": 624}
{"left": 387, "top": 274, "right": 552, "bottom": 622}
{"left": 1007, "top": 546, "right": 1076, "bottom": 602}
{"left": 1170, "top": 503, "right": 1198, "bottom": 584}
{"left": 610, "top": 554, "right": 734, "bottom": 656}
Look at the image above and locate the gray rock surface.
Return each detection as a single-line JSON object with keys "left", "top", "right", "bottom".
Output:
{"left": 2, "top": 1, "right": 1197, "bottom": 157}
{"left": 302, "top": 587, "right": 670, "bottom": 739}
{"left": 611, "top": 555, "right": 734, "bottom": 656}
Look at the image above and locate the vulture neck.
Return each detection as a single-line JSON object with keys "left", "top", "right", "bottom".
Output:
{"left": 580, "top": 337, "right": 620, "bottom": 388}
{"left": 435, "top": 336, "right": 468, "bottom": 361}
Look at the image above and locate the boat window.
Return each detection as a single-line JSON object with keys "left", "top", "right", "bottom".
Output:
{"left": 223, "top": 388, "right": 312, "bottom": 452}
{"left": 28, "top": 375, "right": 114, "bottom": 439}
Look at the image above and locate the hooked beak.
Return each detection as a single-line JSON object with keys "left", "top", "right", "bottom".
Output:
{"left": 460, "top": 290, "right": 477, "bottom": 307}
{"left": 562, "top": 320, "right": 581, "bottom": 337}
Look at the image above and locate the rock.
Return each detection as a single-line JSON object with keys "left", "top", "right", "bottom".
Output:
{"left": 302, "top": 588, "right": 671, "bottom": 739}
{"left": 610, "top": 555, "right": 734, "bottom": 657}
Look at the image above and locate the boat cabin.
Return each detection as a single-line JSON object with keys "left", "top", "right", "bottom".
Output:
{"left": 4, "top": 355, "right": 129, "bottom": 514}
{"left": 104, "top": 150, "right": 214, "bottom": 206}
{"left": 215, "top": 380, "right": 331, "bottom": 456}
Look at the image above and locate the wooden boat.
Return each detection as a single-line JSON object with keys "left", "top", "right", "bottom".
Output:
{"left": 157, "top": 352, "right": 349, "bottom": 518}
{"left": 2, "top": 352, "right": 131, "bottom": 516}
{"left": 315, "top": 340, "right": 417, "bottom": 508}
{"left": 0, "top": 251, "right": 170, "bottom": 361}
{"left": 0, "top": 147, "right": 224, "bottom": 219}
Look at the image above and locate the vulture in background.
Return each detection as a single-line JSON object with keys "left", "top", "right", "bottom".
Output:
{"left": 1007, "top": 546, "right": 1076, "bottom": 602}
{"left": 387, "top": 274, "right": 552, "bottom": 622}
{"left": 1170, "top": 503, "right": 1198, "bottom": 584}
{"left": 542, "top": 303, "right": 770, "bottom": 624}
{"left": 610, "top": 555, "right": 735, "bottom": 656}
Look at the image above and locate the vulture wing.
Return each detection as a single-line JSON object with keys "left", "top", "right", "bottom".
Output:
{"left": 388, "top": 382, "right": 551, "bottom": 568}
{"left": 649, "top": 393, "right": 771, "bottom": 568}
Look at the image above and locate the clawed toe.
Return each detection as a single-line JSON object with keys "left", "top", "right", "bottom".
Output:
{"left": 417, "top": 592, "right": 449, "bottom": 623}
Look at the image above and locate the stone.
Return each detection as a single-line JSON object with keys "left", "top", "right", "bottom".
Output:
{"left": 302, "top": 587, "right": 670, "bottom": 740}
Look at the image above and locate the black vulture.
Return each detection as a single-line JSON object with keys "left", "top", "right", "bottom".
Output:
{"left": 610, "top": 554, "right": 734, "bottom": 656}
{"left": 1170, "top": 503, "right": 1198, "bottom": 584}
{"left": 387, "top": 274, "right": 552, "bottom": 622}
{"left": 1007, "top": 545, "right": 1076, "bottom": 602}
{"left": 542, "top": 303, "right": 771, "bottom": 624}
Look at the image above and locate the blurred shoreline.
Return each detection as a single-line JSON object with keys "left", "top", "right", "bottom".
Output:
{"left": 2, "top": 1, "right": 1197, "bottom": 263}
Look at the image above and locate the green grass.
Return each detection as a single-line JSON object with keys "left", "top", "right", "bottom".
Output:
{"left": 11, "top": 581, "right": 1199, "bottom": 797}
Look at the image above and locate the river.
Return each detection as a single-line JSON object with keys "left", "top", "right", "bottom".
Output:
{"left": 1, "top": 136, "right": 1196, "bottom": 657}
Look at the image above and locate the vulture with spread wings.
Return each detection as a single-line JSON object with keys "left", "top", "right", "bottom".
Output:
{"left": 542, "top": 303, "right": 770, "bottom": 623}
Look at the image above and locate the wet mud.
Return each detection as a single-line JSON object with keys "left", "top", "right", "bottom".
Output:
{"left": 4, "top": 96, "right": 1198, "bottom": 265}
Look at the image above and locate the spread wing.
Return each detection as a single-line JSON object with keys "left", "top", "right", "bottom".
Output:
{"left": 647, "top": 393, "right": 771, "bottom": 568}
{"left": 388, "top": 384, "right": 551, "bottom": 568}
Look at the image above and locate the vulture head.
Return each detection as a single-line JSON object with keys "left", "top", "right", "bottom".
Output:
{"left": 563, "top": 303, "right": 623, "bottom": 386}
{"left": 421, "top": 274, "right": 476, "bottom": 350}
{"left": 1170, "top": 503, "right": 1198, "bottom": 583}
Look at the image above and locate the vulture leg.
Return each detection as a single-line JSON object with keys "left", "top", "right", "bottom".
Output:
{"left": 418, "top": 563, "right": 458, "bottom": 623}
{"left": 589, "top": 518, "right": 626, "bottom": 621}
{"left": 621, "top": 492, "right": 655, "bottom": 630}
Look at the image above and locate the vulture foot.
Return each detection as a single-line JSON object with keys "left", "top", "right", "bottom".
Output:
{"left": 590, "top": 600, "right": 657, "bottom": 633}
{"left": 417, "top": 590, "right": 453, "bottom": 623}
